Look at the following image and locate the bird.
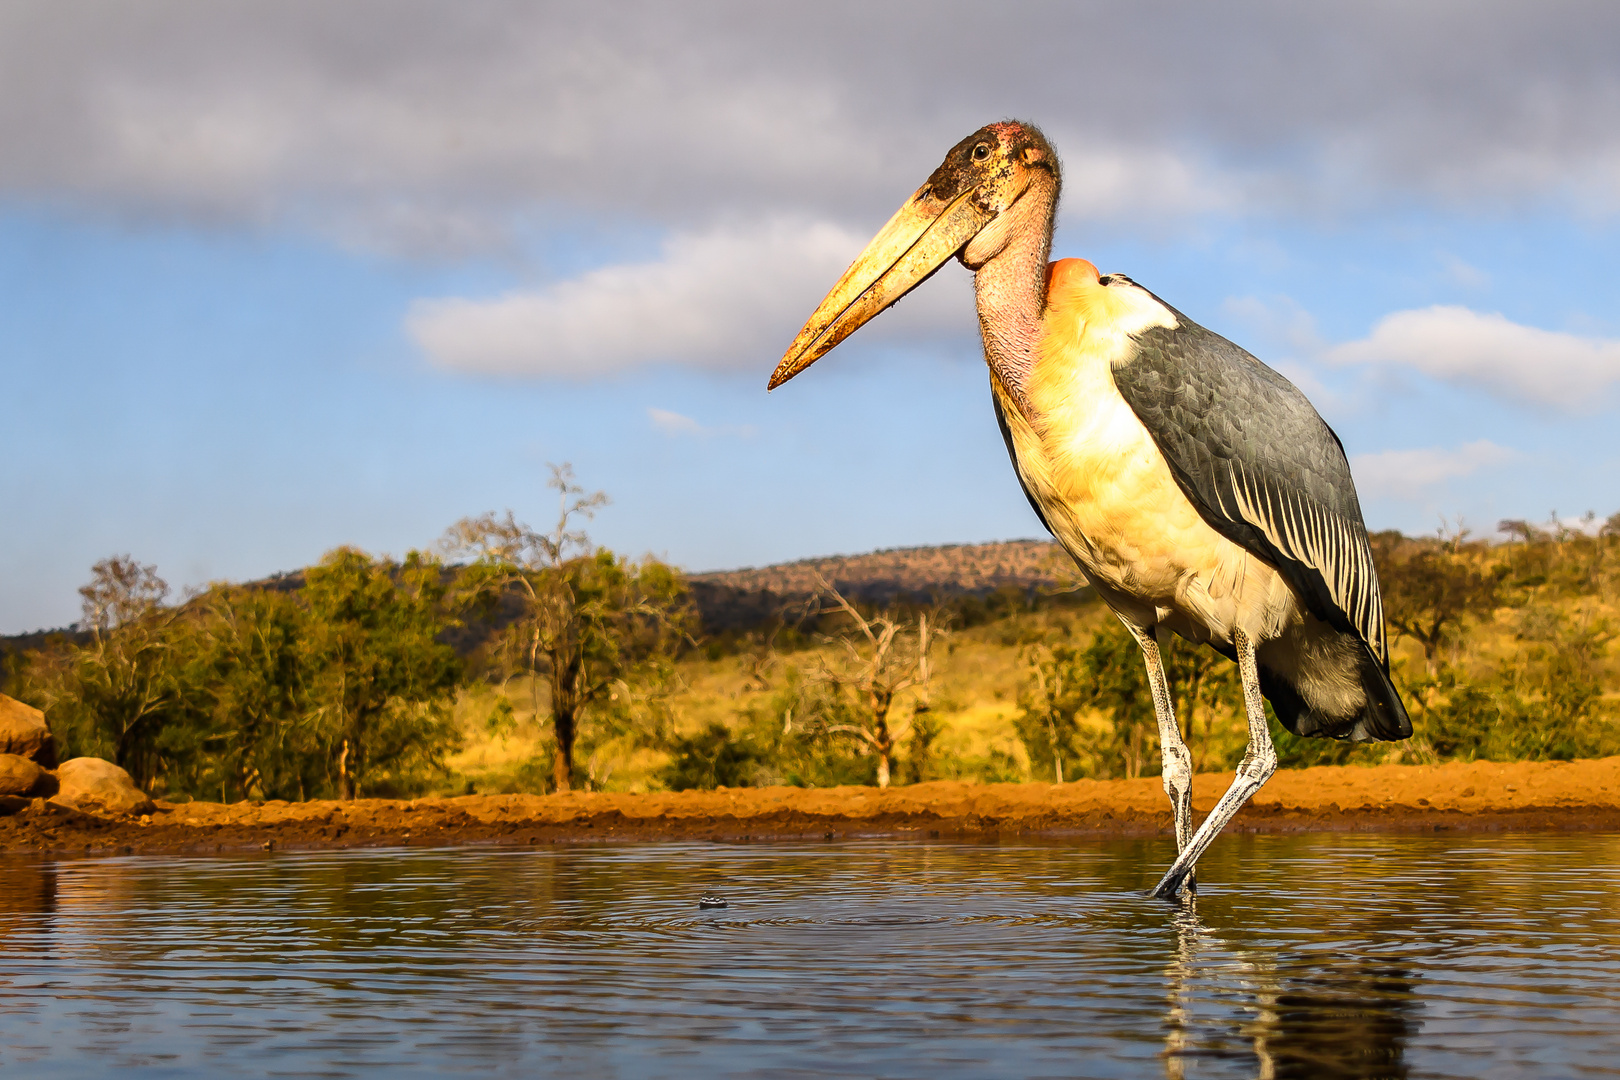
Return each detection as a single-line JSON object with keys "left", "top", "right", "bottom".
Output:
{"left": 767, "top": 121, "right": 1410, "bottom": 900}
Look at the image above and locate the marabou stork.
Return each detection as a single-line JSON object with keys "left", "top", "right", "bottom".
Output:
{"left": 768, "top": 121, "right": 1411, "bottom": 900}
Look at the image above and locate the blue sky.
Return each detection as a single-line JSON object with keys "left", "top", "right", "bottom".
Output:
{"left": 3, "top": 1, "right": 1618, "bottom": 633}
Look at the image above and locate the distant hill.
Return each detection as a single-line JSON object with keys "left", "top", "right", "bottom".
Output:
{"left": 687, "top": 539, "right": 1078, "bottom": 631}
{"left": 1, "top": 541, "right": 1079, "bottom": 653}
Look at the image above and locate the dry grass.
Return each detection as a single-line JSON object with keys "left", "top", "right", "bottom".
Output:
{"left": 446, "top": 535, "right": 1620, "bottom": 796}
{"left": 444, "top": 602, "right": 1120, "bottom": 795}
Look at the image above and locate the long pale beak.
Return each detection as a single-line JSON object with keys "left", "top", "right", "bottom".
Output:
{"left": 768, "top": 185, "right": 992, "bottom": 389}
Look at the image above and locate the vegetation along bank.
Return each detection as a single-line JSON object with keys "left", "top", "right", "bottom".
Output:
{"left": 2, "top": 468, "right": 1616, "bottom": 813}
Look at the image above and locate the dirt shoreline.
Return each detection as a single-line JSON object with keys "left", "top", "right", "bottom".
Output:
{"left": 3, "top": 757, "right": 1619, "bottom": 858}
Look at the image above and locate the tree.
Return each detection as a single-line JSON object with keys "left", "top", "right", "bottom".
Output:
{"left": 28, "top": 557, "right": 189, "bottom": 788}
{"left": 1015, "top": 619, "right": 1239, "bottom": 782}
{"left": 1068, "top": 621, "right": 1157, "bottom": 780}
{"left": 302, "top": 547, "right": 463, "bottom": 799}
{"left": 444, "top": 465, "right": 692, "bottom": 792}
{"left": 166, "top": 584, "right": 324, "bottom": 802}
{"left": 16, "top": 550, "right": 468, "bottom": 802}
{"left": 1370, "top": 528, "right": 1505, "bottom": 675}
{"left": 1422, "top": 606, "right": 1616, "bottom": 763}
{"left": 1162, "top": 633, "right": 1241, "bottom": 773}
{"left": 798, "top": 576, "right": 937, "bottom": 789}
{"left": 1018, "top": 622, "right": 1158, "bottom": 780}
{"left": 1016, "top": 637, "right": 1089, "bottom": 783}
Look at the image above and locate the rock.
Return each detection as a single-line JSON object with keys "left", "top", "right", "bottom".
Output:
{"left": 53, "top": 757, "right": 155, "bottom": 817}
{"left": 0, "top": 694, "right": 57, "bottom": 767}
{"left": 0, "top": 753, "right": 56, "bottom": 798}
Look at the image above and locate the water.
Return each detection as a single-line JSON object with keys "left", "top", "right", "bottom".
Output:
{"left": 2, "top": 833, "right": 1619, "bottom": 1078}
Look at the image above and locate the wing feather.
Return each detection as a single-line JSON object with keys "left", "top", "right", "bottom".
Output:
{"left": 1112, "top": 310, "right": 1389, "bottom": 664}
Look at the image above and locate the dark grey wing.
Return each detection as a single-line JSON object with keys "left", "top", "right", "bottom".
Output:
{"left": 1112, "top": 313, "right": 1388, "bottom": 665}
{"left": 992, "top": 382, "right": 1056, "bottom": 539}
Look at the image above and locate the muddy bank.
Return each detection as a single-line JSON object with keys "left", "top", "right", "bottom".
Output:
{"left": 3, "top": 757, "right": 1619, "bottom": 857}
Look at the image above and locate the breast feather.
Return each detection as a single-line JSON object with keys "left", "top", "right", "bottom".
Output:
{"left": 1009, "top": 274, "right": 1287, "bottom": 639}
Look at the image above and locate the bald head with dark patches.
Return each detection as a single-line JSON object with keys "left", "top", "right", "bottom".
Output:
{"left": 922, "top": 120, "right": 1060, "bottom": 204}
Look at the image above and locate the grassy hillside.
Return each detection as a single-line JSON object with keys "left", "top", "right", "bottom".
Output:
{"left": 445, "top": 599, "right": 1101, "bottom": 794}
{"left": 445, "top": 526, "right": 1620, "bottom": 795}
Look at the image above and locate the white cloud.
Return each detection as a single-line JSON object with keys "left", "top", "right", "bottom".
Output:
{"left": 647, "top": 407, "right": 756, "bottom": 439}
{"left": 1325, "top": 305, "right": 1620, "bottom": 410}
{"left": 1350, "top": 440, "right": 1519, "bottom": 500}
{"left": 407, "top": 219, "right": 976, "bottom": 376}
{"left": 648, "top": 408, "right": 706, "bottom": 436}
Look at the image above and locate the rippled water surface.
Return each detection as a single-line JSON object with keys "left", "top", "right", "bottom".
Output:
{"left": 3, "top": 833, "right": 1619, "bottom": 1078}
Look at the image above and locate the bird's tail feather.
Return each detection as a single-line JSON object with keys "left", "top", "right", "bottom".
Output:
{"left": 1262, "top": 644, "right": 1412, "bottom": 744}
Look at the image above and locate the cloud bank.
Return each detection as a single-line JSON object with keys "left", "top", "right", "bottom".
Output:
{"left": 1350, "top": 440, "right": 1519, "bottom": 500}
{"left": 5, "top": 1, "right": 1620, "bottom": 251}
{"left": 407, "top": 220, "right": 975, "bottom": 375}
{"left": 1328, "top": 306, "right": 1620, "bottom": 410}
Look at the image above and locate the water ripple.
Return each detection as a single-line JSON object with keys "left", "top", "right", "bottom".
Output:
{"left": 2, "top": 833, "right": 1619, "bottom": 1077}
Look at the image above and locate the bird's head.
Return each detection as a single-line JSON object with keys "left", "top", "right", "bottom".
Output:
{"left": 768, "top": 121, "right": 1059, "bottom": 390}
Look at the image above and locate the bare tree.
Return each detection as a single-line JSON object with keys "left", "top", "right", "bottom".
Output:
{"left": 802, "top": 576, "right": 938, "bottom": 789}
{"left": 738, "top": 620, "right": 788, "bottom": 692}
{"left": 444, "top": 465, "right": 689, "bottom": 792}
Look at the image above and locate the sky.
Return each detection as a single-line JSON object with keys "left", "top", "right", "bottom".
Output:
{"left": 3, "top": 0, "right": 1619, "bottom": 633}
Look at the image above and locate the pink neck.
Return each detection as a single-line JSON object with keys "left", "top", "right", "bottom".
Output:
{"left": 972, "top": 176, "right": 1057, "bottom": 421}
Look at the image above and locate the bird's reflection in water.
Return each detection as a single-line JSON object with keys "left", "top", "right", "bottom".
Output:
{"left": 1163, "top": 900, "right": 1419, "bottom": 1079}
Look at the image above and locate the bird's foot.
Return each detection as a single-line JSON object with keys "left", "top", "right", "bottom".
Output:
{"left": 1155, "top": 782, "right": 1197, "bottom": 901}
{"left": 1151, "top": 859, "right": 1196, "bottom": 902}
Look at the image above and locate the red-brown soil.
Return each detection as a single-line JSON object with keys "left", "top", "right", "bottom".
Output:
{"left": 3, "top": 757, "right": 1618, "bottom": 858}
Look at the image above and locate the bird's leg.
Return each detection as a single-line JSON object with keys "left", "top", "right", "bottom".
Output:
{"left": 1150, "top": 627, "right": 1277, "bottom": 900}
{"left": 1126, "top": 622, "right": 1196, "bottom": 893}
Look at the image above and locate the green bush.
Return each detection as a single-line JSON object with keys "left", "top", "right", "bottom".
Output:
{"left": 659, "top": 722, "right": 766, "bottom": 791}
